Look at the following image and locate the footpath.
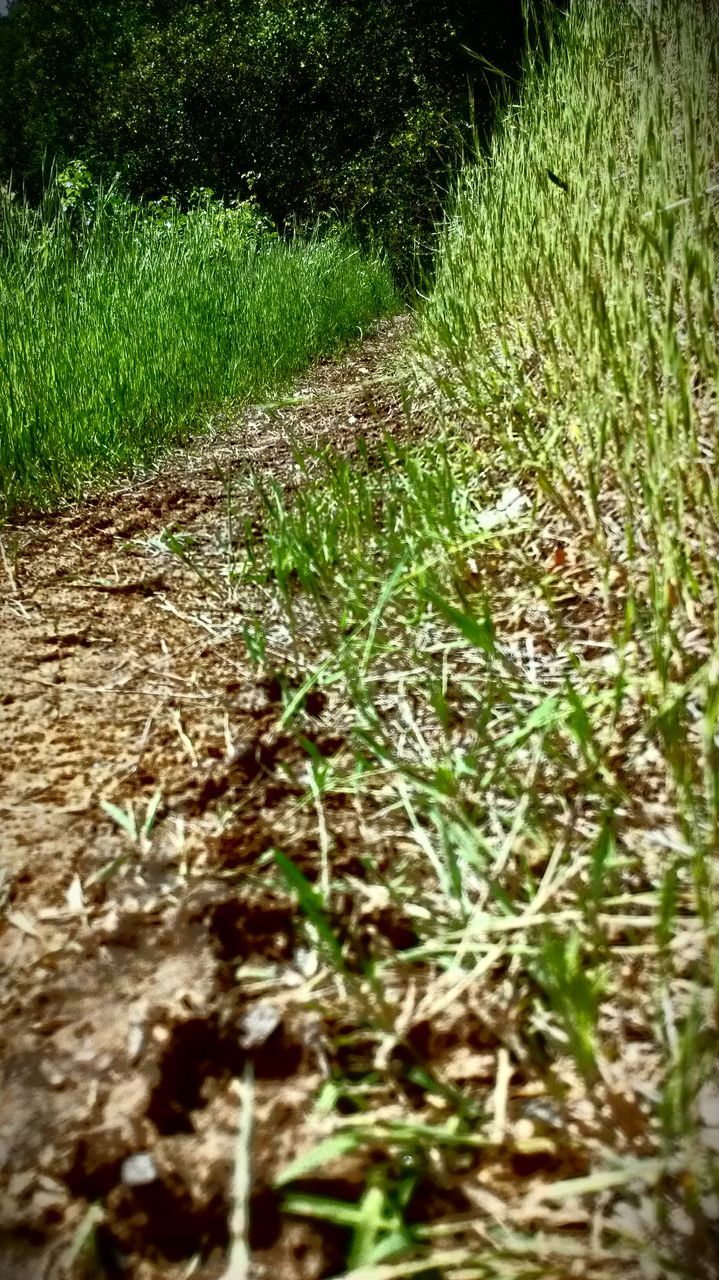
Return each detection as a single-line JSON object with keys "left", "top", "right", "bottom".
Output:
{"left": 0, "top": 316, "right": 409, "bottom": 1280}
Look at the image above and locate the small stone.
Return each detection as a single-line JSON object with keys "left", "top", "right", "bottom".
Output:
{"left": 239, "top": 1002, "right": 282, "bottom": 1049}
{"left": 523, "top": 1098, "right": 563, "bottom": 1131}
{"left": 121, "top": 1153, "right": 158, "bottom": 1187}
{"left": 294, "top": 947, "right": 319, "bottom": 978}
{"left": 513, "top": 1118, "right": 536, "bottom": 1143}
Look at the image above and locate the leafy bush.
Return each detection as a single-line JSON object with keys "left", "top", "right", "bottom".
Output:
{"left": 0, "top": 0, "right": 527, "bottom": 264}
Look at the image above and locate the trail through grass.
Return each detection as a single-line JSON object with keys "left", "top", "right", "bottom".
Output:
{"left": 0, "top": 185, "right": 397, "bottom": 516}
{"left": 4, "top": 0, "right": 718, "bottom": 1274}
{"left": 197, "top": 2, "right": 718, "bottom": 1275}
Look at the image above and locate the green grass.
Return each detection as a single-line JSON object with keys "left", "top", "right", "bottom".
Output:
{"left": 197, "top": 2, "right": 718, "bottom": 1275}
{"left": 0, "top": 184, "right": 397, "bottom": 516}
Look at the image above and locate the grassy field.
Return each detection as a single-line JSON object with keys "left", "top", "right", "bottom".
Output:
{"left": 0, "top": 185, "right": 397, "bottom": 517}
{"left": 213, "top": 1, "right": 719, "bottom": 1274}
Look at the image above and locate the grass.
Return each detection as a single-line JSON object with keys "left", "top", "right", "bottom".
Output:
{"left": 190, "top": 1, "right": 718, "bottom": 1275}
{"left": 0, "top": 181, "right": 397, "bottom": 516}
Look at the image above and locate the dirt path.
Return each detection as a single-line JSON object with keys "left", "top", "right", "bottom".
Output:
{"left": 0, "top": 316, "right": 410, "bottom": 1280}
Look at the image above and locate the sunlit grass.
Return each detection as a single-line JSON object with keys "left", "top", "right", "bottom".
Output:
{"left": 203, "top": 2, "right": 719, "bottom": 1274}
{"left": 0, "top": 186, "right": 397, "bottom": 516}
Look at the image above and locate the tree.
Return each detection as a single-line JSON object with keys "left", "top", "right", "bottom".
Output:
{"left": 0, "top": 0, "right": 528, "bottom": 258}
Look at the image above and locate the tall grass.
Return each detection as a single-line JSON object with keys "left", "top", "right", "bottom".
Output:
{"left": 205, "top": 2, "right": 719, "bottom": 1274}
{"left": 0, "top": 183, "right": 397, "bottom": 516}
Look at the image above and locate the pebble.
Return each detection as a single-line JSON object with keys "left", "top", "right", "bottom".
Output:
{"left": 121, "top": 1152, "right": 158, "bottom": 1187}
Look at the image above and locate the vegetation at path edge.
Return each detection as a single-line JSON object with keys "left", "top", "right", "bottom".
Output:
{"left": 0, "top": 179, "right": 397, "bottom": 516}
{"left": 210, "top": 2, "right": 718, "bottom": 1274}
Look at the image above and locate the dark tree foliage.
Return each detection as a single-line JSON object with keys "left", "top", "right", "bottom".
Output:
{"left": 0, "top": 0, "right": 528, "bottom": 257}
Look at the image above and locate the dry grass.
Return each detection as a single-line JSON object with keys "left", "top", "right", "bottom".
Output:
{"left": 197, "top": 2, "right": 718, "bottom": 1275}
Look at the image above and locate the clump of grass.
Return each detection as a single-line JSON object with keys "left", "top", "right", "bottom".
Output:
{"left": 213, "top": 2, "right": 719, "bottom": 1276}
{"left": 0, "top": 174, "right": 397, "bottom": 516}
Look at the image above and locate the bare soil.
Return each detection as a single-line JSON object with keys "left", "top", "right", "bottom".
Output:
{"left": 0, "top": 317, "right": 411, "bottom": 1280}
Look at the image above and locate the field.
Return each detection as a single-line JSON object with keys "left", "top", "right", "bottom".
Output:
{"left": 1, "top": 2, "right": 718, "bottom": 1278}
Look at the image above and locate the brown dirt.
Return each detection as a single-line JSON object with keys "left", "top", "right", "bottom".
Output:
{"left": 0, "top": 316, "right": 411, "bottom": 1280}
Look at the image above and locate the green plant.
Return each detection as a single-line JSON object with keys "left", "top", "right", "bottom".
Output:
{"left": 0, "top": 177, "right": 397, "bottom": 515}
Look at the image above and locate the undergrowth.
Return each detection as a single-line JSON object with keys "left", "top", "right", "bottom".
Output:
{"left": 204, "top": 2, "right": 718, "bottom": 1275}
{"left": 0, "top": 173, "right": 397, "bottom": 517}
